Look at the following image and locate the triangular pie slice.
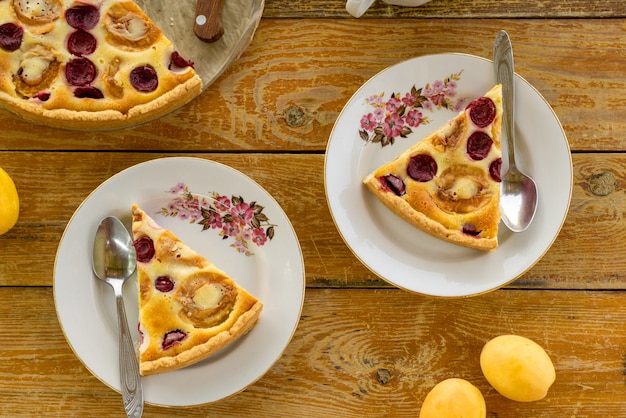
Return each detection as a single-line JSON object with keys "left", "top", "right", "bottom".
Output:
{"left": 131, "top": 204, "right": 263, "bottom": 376}
{"left": 363, "top": 84, "right": 503, "bottom": 251}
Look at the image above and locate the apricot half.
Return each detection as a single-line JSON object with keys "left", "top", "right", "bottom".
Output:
{"left": 419, "top": 378, "right": 486, "bottom": 418}
{"left": 480, "top": 334, "right": 555, "bottom": 402}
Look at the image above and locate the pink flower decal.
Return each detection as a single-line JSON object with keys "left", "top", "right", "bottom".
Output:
{"left": 359, "top": 71, "right": 466, "bottom": 147}
{"left": 159, "top": 184, "right": 276, "bottom": 256}
{"left": 405, "top": 109, "right": 424, "bottom": 127}
{"left": 231, "top": 202, "right": 254, "bottom": 225}
{"left": 252, "top": 228, "right": 268, "bottom": 246}
{"left": 360, "top": 113, "right": 377, "bottom": 131}
{"left": 383, "top": 112, "right": 404, "bottom": 139}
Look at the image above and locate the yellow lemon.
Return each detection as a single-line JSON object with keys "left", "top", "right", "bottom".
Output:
{"left": 0, "top": 166, "right": 19, "bottom": 235}
{"left": 419, "top": 378, "right": 486, "bottom": 418}
{"left": 480, "top": 334, "right": 555, "bottom": 402}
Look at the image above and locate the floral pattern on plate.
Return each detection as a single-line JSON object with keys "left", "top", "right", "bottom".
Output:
{"left": 358, "top": 71, "right": 466, "bottom": 147}
{"left": 159, "top": 182, "right": 276, "bottom": 256}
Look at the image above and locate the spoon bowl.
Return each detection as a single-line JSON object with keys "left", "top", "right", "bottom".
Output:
{"left": 93, "top": 216, "right": 143, "bottom": 418}
{"left": 500, "top": 167, "right": 538, "bottom": 233}
{"left": 494, "top": 30, "right": 538, "bottom": 232}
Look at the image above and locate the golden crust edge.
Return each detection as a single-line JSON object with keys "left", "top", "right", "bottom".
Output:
{"left": 363, "top": 168, "right": 498, "bottom": 253}
{"left": 0, "top": 74, "right": 202, "bottom": 130}
{"left": 139, "top": 300, "right": 264, "bottom": 376}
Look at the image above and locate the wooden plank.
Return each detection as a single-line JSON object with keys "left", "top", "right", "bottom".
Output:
{"left": 263, "top": 0, "right": 626, "bottom": 19}
{"left": 2, "top": 286, "right": 625, "bottom": 417}
{"left": 0, "top": 19, "right": 624, "bottom": 152}
{"left": 1, "top": 152, "right": 626, "bottom": 290}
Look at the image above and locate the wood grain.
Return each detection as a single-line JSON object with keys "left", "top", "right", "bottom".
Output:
{"left": 2, "top": 6, "right": 626, "bottom": 416}
{"left": 263, "top": 0, "right": 626, "bottom": 19}
{"left": 1, "top": 151, "right": 625, "bottom": 290}
{"left": 2, "top": 287, "right": 625, "bottom": 417}
{"left": 1, "top": 19, "right": 626, "bottom": 152}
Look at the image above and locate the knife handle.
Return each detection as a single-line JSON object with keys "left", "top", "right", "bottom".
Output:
{"left": 194, "top": 0, "right": 224, "bottom": 43}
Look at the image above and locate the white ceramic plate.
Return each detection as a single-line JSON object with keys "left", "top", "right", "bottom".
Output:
{"left": 325, "top": 53, "right": 572, "bottom": 297}
{"left": 54, "top": 157, "right": 305, "bottom": 406}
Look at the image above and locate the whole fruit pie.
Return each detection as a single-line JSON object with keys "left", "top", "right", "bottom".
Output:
{"left": 363, "top": 85, "right": 503, "bottom": 251}
{"left": 0, "top": 0, "right": 202, "bottom": 129}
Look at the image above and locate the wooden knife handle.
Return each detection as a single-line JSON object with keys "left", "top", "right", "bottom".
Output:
{"left": 194, "top": 0, "right": 224, "bottom": 43}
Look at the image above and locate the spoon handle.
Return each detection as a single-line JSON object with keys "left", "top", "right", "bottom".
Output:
{"left": 115, "top": 291, "right": 143, "bottom": 418}
{"left": 493, "top": 30, "right": 516, "bottom": 172}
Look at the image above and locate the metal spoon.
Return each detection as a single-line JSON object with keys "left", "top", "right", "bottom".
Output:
{"left": 93, "top": 216, "right": 143, "bottom": 418}
{"left": 494, "top": 30, "right": 538, "bottom": 232}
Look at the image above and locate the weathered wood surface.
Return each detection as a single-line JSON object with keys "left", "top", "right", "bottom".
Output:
{"left": 263, "top": 0, "right": 626, "bottom": 18}
{"left": 2, "top": 287, "right": 625, "bottom": 417}
{"left": 2, "top": 1, "right": 626, "bottom": 416}
{"left": 0, "top": 152, "right": 624, "bottom": 290}
{"left": 1, "top": 18, "right": 626, "bottom": 152}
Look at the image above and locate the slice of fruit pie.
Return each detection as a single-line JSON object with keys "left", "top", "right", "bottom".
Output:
{"left": 131, "top": 204, "right": 263, "bottom": 376}
{"left": 363, "top": 84, "right": 503, "bottom": 251}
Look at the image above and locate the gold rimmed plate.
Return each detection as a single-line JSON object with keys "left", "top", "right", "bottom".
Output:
{"left": 325, "top": 53, "right": 572, "bottom": 297}
{"left": 54, "top": 157, "right": 305, "bottom": 406}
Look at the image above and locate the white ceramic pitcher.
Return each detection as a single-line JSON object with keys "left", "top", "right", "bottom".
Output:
{"left": 346, "top": 0, "right": 432, "bottom": 18}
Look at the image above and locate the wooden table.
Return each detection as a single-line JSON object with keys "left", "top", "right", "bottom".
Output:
{"left": 2, "top": 0, "right": 626, "bottom": 416}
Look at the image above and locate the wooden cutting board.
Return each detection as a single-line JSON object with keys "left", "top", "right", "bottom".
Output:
{"left": 135, "top": 0, "right": 264, "bottom": 91}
